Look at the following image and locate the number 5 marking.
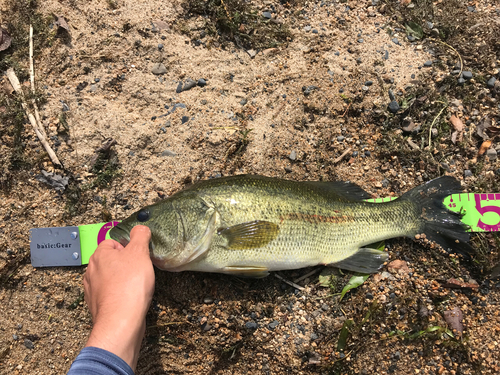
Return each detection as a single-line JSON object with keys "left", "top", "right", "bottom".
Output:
{"left": 475, "top": 194, "right": 500, "bottom": 231}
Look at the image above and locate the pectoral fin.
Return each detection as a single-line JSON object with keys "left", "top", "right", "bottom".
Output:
{"left": 223, "top": 265, "right": 270, "bottom": 278}
{"left": 331, "top": 248, "right": 388, "bottom": 274}
{"left": 218, "top": 220, "right": 279, "bottom": 250}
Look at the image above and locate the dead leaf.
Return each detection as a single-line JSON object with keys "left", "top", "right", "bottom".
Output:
{"left": 53, "top": 14, "right": 70, "bottom": 33}
{"left": 449, "top": 115, "right": 464, "bottom": 131}
{"left": 476, "top": 117, "right": 491, "bottom": 140}
{"left": 444, "top": 307, "right": 463, "bottom": 336}
{"left": 0, "top": 27, "right": 12, "bottom": 51}
{"left": 478, "top": 140, "right": 492, "bottom": 156}
{"left": 441, "top": 278, "right": 479, "bottom": 289}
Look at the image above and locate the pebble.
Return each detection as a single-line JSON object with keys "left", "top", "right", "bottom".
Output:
{"left": 182, "top": 79, "right": 197, "bottom": 92}
{"left": 262, "top": 11, "right": 272, "bottom": 19}
{"left": 302, "top": 85, "right": 319, "bottom": 96}
{"left": 365, "top": 80, "right": 373, "bottom": 86}
{"left": 94, "top": 78, "right": 100, "bottom": 83}
{"left": 362, "top": 85, "right": 369, "bottom": 91}
{"left": 423, "top": 60, "right": 433, "bottom": 67}
{"left": 388, "top": 101, "right": 400, "bottom": 113}
{"left": 457, "top": 77, "right": 466, "bottom": 85}
{"left": 24, "top": 339, "right": 34, "bottom": 349}
{"left": 464, "top": 169, "right": 473, "bottom": 178}
{"left": 431, "top": 128, "right": 438, "bottom": 138}
{"left": 304, "top": 26, "right": 312, "bottom": 32}
{"left": 176, "top": 81, "right": 183, "bottom": 93}
{"left": 263, "top": 321, "right": 278, "bottom": 331}
{"left": 240, "top": 98, "right": 248, "bottom": 106}
{"left": 289, "top": 150, "right": 297, "bottom": 161}
{"left": 245, "top": 322, "right": 258, "bottom": 329}
{"left": 181, "top": 116, "right": 189, "bottom": 124}
{"left": 388, "top": 90, "right": 395, "bottom": 101}
{"left": 392, "top": 37, "right": 399, "bottom": 45}
{"left": 12, "top": 334, "right": 18, "bottom": 340}
{"left": 486, "top": 148, "right": 497, "bottom": 161}
{"left": 151, "top": 63, "right": 167, "bottom": 75}
{"left": 197, "top": 78, "right": 207, "bottom": 87}
{"left": 352, "top": 151, "right": 359, "bottom": 157}
{"left": 312, "top": 29, "right": 318, "bottom": 34}
{"left": 203, "top": 296, "right": 214, "bottom": 304}
{"left": 462, "top": 71, "right": 473, "bottom": 80}
{"left": 364, "top": 150, "right": 371, "bottom": 157}
{"left": 247, "top": 49, "right": 257, "bottom": 58}
{"left": 158, "top": 43, "right": 164, "bottom": 50}
{"left": 337, "top": 136, "right": 345, "bottom": 142}
{"left": 358, "top": 38, "right": 364, "bottom": 43}
{"left": 89, "top": 84, "right": 97, "bottom": 93}
{"left": 161, "top": 150, "right": 176, "bottom": 157}
{"left": 487, "top": 77, "right": 496, "bottom": 88}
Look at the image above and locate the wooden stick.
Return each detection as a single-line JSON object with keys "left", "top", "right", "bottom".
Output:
{"left": 29, "top": 25, "right": 47, "bottom": 139}
{"left": 5, "top": 68, "right": 62, "bottom": 167}
{"left": 333, "top": 147, "right": 352, "bottom": 164}
{"left": 274, "top": 273, "right": 305, "bottom": 291}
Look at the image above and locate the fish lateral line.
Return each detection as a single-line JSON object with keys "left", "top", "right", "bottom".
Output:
{"left": 281, "top": 212, "right": 356, "bottom": 224}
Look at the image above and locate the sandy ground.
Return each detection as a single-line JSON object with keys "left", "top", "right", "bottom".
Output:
{"left": 1, "top": 0, "right": 500, "bottom": 374}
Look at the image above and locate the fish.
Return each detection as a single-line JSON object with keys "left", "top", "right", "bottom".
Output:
{"left": 109, "top": 175, "right": 471, "bottom": 277}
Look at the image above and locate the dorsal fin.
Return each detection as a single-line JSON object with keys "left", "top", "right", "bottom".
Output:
{"left": 303, "top": 181, "right": 371, "bottom": 202}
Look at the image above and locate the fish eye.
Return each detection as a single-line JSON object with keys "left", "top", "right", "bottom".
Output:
{"left": 137, "top": 209, "right": 150, "bottom": 222}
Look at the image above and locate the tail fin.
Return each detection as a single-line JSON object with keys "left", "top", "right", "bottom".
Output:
{"left": 399, "top": 176, "right": 472, "bottom": 259}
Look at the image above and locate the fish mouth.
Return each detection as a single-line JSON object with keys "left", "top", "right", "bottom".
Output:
{"left": 109, "top": 225, "right": 130, "bottom": 247}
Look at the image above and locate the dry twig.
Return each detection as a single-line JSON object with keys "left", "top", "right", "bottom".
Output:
{"left": 5, "top": 68, "right": 62, "bottom": 167}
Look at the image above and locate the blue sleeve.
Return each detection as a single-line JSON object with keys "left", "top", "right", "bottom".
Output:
{"left": 67, "top": 347, "right": 135, "bottom": 375}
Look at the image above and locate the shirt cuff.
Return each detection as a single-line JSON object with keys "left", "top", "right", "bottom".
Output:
{"left": 67, "top": 346, "right": 135, "bottom": 375}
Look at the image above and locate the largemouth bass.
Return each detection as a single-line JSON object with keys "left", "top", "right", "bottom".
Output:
{"left": 110, "top": 175, "right": 471, "bottom": 277}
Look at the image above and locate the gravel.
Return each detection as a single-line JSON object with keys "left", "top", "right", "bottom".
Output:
{"left": 151, "top": 63, "right": 167, "bottom": 75}
{"left": 462, "top": 71, "right": 473, "bottom": 80}
{"left": 289, "top": 150, "right": 297, "bottom": 161}
{"left": 487, "top": 77, "right": 496, "bottom": 88}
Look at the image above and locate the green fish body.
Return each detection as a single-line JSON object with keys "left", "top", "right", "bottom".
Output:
{"left": 110, "top": 175, "right": 470, "bottom": 277}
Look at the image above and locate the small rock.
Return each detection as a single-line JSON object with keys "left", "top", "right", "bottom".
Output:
{"left": 182, "top": 78, "right": 197, "bottom": 92}
{"left": 365, "top": 80, "right": 373, "bottom": 86}
{"left": 392, "top": 37, "right": 399, "bottom": 45}
{"left": 487, "top": 77, "right": 496, "bottom": 88}
{"left": 89, "top": 84, "right": 97, "bottom": 93}
{"left": 426, "top": 21, "right": 434, "bottom": 29}
{"left": 262, "top": 11, "right": 272, "bottom": 19}
{"left": 312, "top": 29, "right": 318, "bottom": 34}
{"left": 365, "top": 150, "right": 371, "bottom": 157}
{"left": 337, "top": 136, "right": 345, "bottom": 142}
{"left": 388, "top": 101, "right": 400, "bottom": 113}
{"left": 158, "top": 43, "right": 164, "bottom": 50}
{"left": 486, "top": 148, "right": 497, "bottom": 161}
{"left": 24, "top": 339, "right": 34, "bottom": 350}
{"left": 151, "top": 63, "right": 167, "bottom": 75}
{"left": 423, "top": 60, "right": 433, "bottom": 67}
{"left": 181, "top": 116, "right": 189, "bottom": 124}
{"left": 247, "top": 49, "right": 257, "bottom": 58}
{"left": 304, "top": 26, "right": 312, "bottom": 32}
{"left": 240, "top": 98, "right": 248, "bottom": 106}
{"left": 362, "top": 85, "right": 369, "bottom": 91}
{"left": 245, "top": 322, "right": 258, "bottom": 329}
{"left": 203, "top": 296, "right": 214, "bottom": 304}
{"left": 444, "top": 307, "right": 463, "bottom": 336}
{"left": 268, "top": 321, "right": 279, "bottom": 329}
{"left": 161, "top": 150, "right": 176, "bottom": 157}
{"left": 464, "top": 169, "right": 473, "bottom": 178}
{"left": 197, "top": 78, "right": 207, "bottom": 87}
{"left": 12, "top": 334, "right": 18, "bottom": 340}
{"left": 431, "top": 128, "right": 438, "bottom": 138}
{"left": 289, "top": 150, "right": 297, "bottom": 161}
{"left": 462, "top": 71, "right": 473, "bottom": 80}
{"left": 457, "top": 77, "right": 466, "bottom": 85}
{"left": 387, "top": 260, "right": 410, "bottom": 274}
{"left": 358, "top": 38, "right": 364, "bottom": 43}
{"left": 302, "top": 85, "right": 319, "bottom": 96}
{"left": 284, "top": 167, "right": 292, "bottom": 173}
{"left": 176, "top": 81, "right": 183, "bottom": 93}
{"left": 388, "top": 89, "right": 395, "bottom": 101}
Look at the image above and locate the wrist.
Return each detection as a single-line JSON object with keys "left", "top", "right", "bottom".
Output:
{"left": 86, "top": 313, "right": 146, "bottom": 370}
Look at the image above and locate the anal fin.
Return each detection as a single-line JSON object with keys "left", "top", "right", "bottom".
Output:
{"left": 223, "top": 265, "right": 270, "bottom": 278}
{"left": 331, "top": 248, "right": 388, "bottom": 274}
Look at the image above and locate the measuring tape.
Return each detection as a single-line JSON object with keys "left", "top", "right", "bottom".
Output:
{"left": 30, "top": 193, "right": 500, "bottom": 267}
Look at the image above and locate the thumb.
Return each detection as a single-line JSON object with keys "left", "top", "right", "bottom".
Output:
{"left": 128, "top": 225, "right": 152, "bottom": 253}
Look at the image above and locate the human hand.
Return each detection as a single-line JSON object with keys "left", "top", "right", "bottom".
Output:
{"left": 83, "top": 225, "right": 155, "bottom": 371}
